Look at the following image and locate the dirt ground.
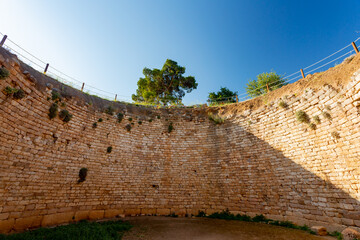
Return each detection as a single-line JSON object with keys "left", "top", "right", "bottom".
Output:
{"left": 122, "top": 216, "right": 335, "bottom": 240}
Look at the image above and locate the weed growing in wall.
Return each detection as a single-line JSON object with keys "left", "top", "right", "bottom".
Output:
{"left": 308, "top": 123, "right": 316, "bottom": 130}
{"left": 48, "top": 103, "right": 59, "bottom": 119}
{"left": 278, "top": 100, "right": 288, "bottom": 108}
{"left": 92, "top": 122, "right": 97, "bottom": 128}
{"left": 322, "top": 111, "right": 332, "bottom": 121}
{"left": 168, "top": 122, "right": 174, "bottom": 133}
{"left": 328, "top": 231, "right": 343, "bottom": 240}
{"left": 98, "top": 118, "right": 103, "bottom": 122}
{"left": 117, "top": 113, "right": 124, "bottom": 123}
{"left": 208, "top": 113, "right": 225, "bottom": 124}
{"left": 331, "top": 131, "right": 340, "bottom": 139}
{"left": 312, "top": 115, "right": 320, "bottom": 124}
{"left": 78, "top": 168, "right": 88, "bottom": 183}
{"left": 59, "top": 109, "right": 73, "bottom": 123}
{"left": 13, "top": 89, "right": 25, "bottom": 99}
{"left": 107, "top": 146, "right": 112, "bottom": 153}
{"left": 157, "top": 115, "right": 161, "bottom": 119}
{"left": 149, "top": 119, "right": 153, "bottom": 123}
{"left": 295, "top": 110, "right": 310, "bottom": 123}
{"left": 2, "top": 87, "right": 25, "bottom": 99}
{"left": 128, "top": 117, "right": 133, "bottom": 122}
{"left": 3, "top": 86, "right": 15, "bottom": 96}
{"left": 0, "top": 66, "right": 10, "bottom": 79}
{"left": 138, "top": 121, "right": 142, "bottom": 125}
{"left": 104, "top": 106, "right": 114, "bottom": 115}
{"left": 125, "top": 124, "right": 132, "bottom": 132}
{"left": 51, "top": 90, "right": 61, "bottom": 102}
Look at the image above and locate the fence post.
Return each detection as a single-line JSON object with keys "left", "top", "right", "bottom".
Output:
{"left": 81, "top": 83, "right": 85, "bottom": 92}
{"left": 115, "top": 94, "right": 117, "bottom": 101}
{"left": 44, "top": 63, "right": 49, "bottom": 74}
{"left": 0, "top": 35, "right": 7, "bottom": 47}
{"left": 236, "top": 95, "right": 238, "bottom": 103}
{"left": 352, "top": 42, "right": 359, "bottom": 54}
{"left": 300, "top": 69, "right": 305, "bottom": 78}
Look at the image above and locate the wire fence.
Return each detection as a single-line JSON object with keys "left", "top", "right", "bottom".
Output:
{"left": 0, "top": 31, "right": 359, "bottom": 106}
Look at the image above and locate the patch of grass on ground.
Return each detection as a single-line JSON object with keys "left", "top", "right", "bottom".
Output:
{"left": 0, "top": 220, "right": 132, "bottom": 240}
{"left": 202, "top": 209, "right": 316, "bottom": 235}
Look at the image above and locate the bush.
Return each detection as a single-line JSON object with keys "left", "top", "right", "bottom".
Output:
{"left": 59, "top": 109, "right": 73, "bottom": 123}
{"left": 0, "top": 67, "right": 10, "bottom": 79}
{"left": 295, "top": 110, "right": 309, "bottom": 123}
{"left": 168, "top": 122, "right": 174, "bottom": 133}
{"left": 208, "top": 113, "right": 225, "bottom": 124}
{"left": 278, "top": 100, "right": 288, "bottom": 108}
{"left": 48, "top": 103, "right": 58, "bottom": 119}
{"left": 328, "top": 231, "right": 343, "bottom": 240}
{"left": 312, "top": 115, "right": 320, "bottom": 124}
{"left": 117, "top": 113, "right": 124, "bottom": 123}
{"left": 78, "top": 168, "right": 88, "bottom": 183}
{"left": 0, "top": 220, "right": 132, "bottom": 240}
{"left": 196, "top": 211, "right": 206, "bottom": 217}
{"left": 252, "top": 214, "right": 269, "bottom": 222}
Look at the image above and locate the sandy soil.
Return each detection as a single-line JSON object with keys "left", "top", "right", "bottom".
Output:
{"left": 122, "top": 216, "right": 334, "bottom": 240}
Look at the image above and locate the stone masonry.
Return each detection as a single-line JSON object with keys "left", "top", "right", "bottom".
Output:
{"left": 0, "top": 48, "right": 359, "bottom": 233}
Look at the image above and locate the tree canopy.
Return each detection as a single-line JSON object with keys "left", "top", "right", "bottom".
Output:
{"left": 246, "top": 71, "right": 286, "bottom": 98}
{"left": 208, "top": 87, "right": 237, "bottom": 104}
{"left": 132, "top": 59, "right": 197, "bottom": 105}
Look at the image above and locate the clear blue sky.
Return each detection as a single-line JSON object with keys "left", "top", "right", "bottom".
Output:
{"left": 0, "top": 0, "right": 359, "bottom": 104}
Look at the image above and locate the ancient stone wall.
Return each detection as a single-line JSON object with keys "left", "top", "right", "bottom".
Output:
{"left": 0, "top": 48, "right": 359, "bottom": 233}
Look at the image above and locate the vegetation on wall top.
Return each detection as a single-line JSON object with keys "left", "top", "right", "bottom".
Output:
{"left": 208, "top": 87, "right": 237, "bottom": 105}
{"left": 246, "top": 71, "right": 286, "bottom": 98}
{"left": 132, "top": 59, "right": 198, "bottom": 106}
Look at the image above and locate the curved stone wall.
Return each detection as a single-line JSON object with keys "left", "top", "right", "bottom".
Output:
{"left": 0, "top": 48, "right": 359, "bottom": 233}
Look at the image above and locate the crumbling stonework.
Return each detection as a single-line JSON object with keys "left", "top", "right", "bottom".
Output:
{"left": 0, "top": 48, "right": 359, "bottom": 233}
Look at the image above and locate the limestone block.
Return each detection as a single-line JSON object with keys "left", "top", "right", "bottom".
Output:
{"left": 14, "top": 216, "right": 42, "bottom": 230}
{"left": 41, "top": 212, "right": 74, "bottom": 227}
{"left": 342, "top": 227, "right": 360, "bottom": 240}
{"left": 0, "top": 219, "right": 15, "bottom": 233}
{"left": 88, "top": 210, "right": 104, "bottom": 220}
{"left": 310, "top": 226, "right": 327, "bottom": 236}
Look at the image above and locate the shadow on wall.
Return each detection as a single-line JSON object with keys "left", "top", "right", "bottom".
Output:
{"left": 204, "top": 120, "right": 359, "bottom": 229}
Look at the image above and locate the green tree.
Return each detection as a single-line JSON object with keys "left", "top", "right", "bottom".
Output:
{"left": 208, "top": 87, "right": 237, "bottom": 104}
{"left": 132, "top": 59, "right": 197, "bottom": 105}
{"left": 246, "top": 71, "right": 286, "bottom": 98}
